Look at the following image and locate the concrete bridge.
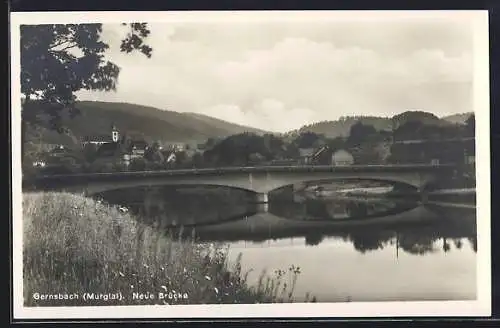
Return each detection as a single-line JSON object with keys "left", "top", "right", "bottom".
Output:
{"left": 25, "top": 164, "right": 456, "bottom": 203}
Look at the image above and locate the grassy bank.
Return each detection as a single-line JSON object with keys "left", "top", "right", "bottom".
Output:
{"left": 23, "top": 192, "right": 310, "bottom": 306}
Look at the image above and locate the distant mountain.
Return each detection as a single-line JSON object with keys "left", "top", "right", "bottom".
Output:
{"left": 441, "top": 112, "right": 474, "bottom": 125}
{"left": 291, "top": 111, "right": 466, "bottom": 138}
{"left": 24, "top": 101, "right": 267, "bottom": 147}
{"left": 293, "top": 116, "right": 392, "bottom": 138}
{"left": 184, "top": 112, "right": 267, "bottom": 136}
{"left": 392, "top": 111, "right": 444, "bottom": 127}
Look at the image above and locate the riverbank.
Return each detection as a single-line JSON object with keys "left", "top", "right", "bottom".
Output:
{"left": 23, "top": 192, "right": 308, "bottom": 306}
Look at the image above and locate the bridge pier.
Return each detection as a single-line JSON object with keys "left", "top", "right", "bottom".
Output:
{"left": 418, "top": 188, "right": 429, "bottom": 204}
{"left": 253, "top": 192, "right": 269, "bottom": 204}
{"left": 256, "top": 202, "right": 269, "bottom": 213}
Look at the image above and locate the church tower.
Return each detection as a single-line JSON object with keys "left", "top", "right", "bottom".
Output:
{"left": 111, "top": 124, "right": 120, "bottom": 143}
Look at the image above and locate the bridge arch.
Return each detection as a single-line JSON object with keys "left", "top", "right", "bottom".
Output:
{"left": 42, "top": 166, "right": 446, "bottom": 203}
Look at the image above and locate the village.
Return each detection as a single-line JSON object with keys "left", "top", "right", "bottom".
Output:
{"left": 29, "top": 124, "right": 358, "bottom": 174}
{"left": 29, "top": 119, "right": 476, "bottom": 176}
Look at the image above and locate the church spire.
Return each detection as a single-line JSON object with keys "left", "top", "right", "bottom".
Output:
{"left": 111, "top": 123, "right": 119, "bottom": 143}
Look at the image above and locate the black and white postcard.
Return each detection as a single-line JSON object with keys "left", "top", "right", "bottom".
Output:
{"left": 10, "top": 10, "right": 491, "bottom": 319}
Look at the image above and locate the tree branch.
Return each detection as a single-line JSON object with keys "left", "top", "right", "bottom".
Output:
{"left": 48, "top": 39, "right": 70, "bottom": 50}
{"left": 49, "top": 42, "right": 78, "bottom": 53}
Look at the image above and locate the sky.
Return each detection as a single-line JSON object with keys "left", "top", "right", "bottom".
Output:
{"left": 77, "top": 13, "right": 475, "bottom": 133}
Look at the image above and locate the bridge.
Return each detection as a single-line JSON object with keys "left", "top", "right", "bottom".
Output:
{"left": 25, "top": 164, "right": 456, "bottom": 203}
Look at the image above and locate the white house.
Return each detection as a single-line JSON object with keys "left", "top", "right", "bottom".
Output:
{"left": 298, "top": 148, "right": 315, "bottom": 164}
{"left": 331, "top": 149, "right": 354, "bottom": 166}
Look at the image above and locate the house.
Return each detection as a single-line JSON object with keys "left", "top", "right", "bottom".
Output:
{"left": 184, "top": 148, "right": 198, "bottom": 159}
{"left": 38, "top": 143, "right": 65, "bottom": 152}
{"left": 310, "top": 145, "right": 331, "bottom": 165}
{"left": 82, "top": 135, "right": 114, "bottom": 146}
{"left": 331, "top": 149, "right": 354, "bottom": 166}
{"left": 32, "top": 145, "right": 80, "bottom": 172}
{"left": 298, "top": 148, "right": 315, "bottom": 164}
{"left": 48, "top": 145, "right": 71, "bottom": 157}
{"left": 82, "top": 124, "right": 120, "bottom": 147}
{"left": 128, "top": 140, "right": 149, "bottom": 159}
{"left": 158, "top": 150, "right": 177, "bottom": 168}
{"left": 90, "top": 141, "right": 125, "bottom": 170}
{"left": 166, "top": 143, "right": 185, "bottom": 152}
{"left": 390, "top": 138, "right": 475, "bottom": 165}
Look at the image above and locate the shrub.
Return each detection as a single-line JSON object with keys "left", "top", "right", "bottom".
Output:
{"left": 129, "top": 158, "right": 147, "bottom": 171}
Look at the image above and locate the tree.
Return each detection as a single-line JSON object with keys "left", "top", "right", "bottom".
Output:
{"left": 292, "top": 132, "right": 322, "bottom": 149}
{"left": 465, "top": 114, "right": 475, "bottom": 137}
{"left": 175, "top": 151, "right": 188, "bottom": 167}
{"left": 81, "top": 143, "right": 99, "bottom": 163}
{"left": 393, "top": 120, "right": 424, "bottom": 141}
{"left": 129, "top": 157, "right": 147, "bottom": 171}
{"left": 347, "top": 121, "right": 377, "bottom": 146}
{"left": 326, "top": 137, "right": 345, "bottom": 151}
{"left": 203, "top": 133, "right": 273, "bottom": 166}
{"left": 20, "top": 23, "right": 153, "bottom": 162}
{"left": 205, "top": 137, "right": 217, "bottom": 149}
{"left": 263, "top": 133, "right": 286, "bottom": 159}
{"left": 192, "top": 152, "right": 204, "bottom": 168}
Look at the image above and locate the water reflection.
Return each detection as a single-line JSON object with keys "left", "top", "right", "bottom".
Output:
{"left": 96, "top": 185, "right": 256, "bottom": 227}
{"left": 96, "top": 185, "right": 477, "bottom": 256}
{"left": 269, "top": 196, "right": 418, "bottom": 222}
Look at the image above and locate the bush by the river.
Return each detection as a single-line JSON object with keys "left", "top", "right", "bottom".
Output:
{"left": 23, "top": 192, "right": 310, "bottom": 306}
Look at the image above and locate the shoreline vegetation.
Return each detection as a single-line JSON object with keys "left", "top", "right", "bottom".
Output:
{"left": 23, "top": 192, "right": 312, "bottom": 306}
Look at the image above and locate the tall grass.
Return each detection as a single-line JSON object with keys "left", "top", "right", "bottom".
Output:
{"left": 23, "top": 192, "right": 310, "bottom": 306}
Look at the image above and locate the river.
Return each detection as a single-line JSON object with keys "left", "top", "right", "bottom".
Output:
{"left": 94, "top": 182, "right": 477, "bottom": 303}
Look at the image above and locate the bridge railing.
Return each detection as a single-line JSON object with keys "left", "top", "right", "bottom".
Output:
{"left": 25, "top": 163, "right": 458, "bottom": 183}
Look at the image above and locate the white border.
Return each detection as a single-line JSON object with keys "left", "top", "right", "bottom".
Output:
{"left": 10, "top": 10, "right": 491, "bottom": 320}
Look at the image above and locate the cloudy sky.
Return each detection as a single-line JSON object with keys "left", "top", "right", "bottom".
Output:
{"left": 77, "top": 13, "right": 475, "bottom": 133}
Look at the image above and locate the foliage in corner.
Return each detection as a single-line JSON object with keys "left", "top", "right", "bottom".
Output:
{"left": 20, "top": 23, "right": 152, "bottom": 132}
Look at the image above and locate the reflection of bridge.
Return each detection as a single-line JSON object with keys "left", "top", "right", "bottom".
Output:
{"left": 180, "top": 204, "right": 476, "bottom": 243}
{"left": 27, "top": 164, "right": 456, "bottom": 203}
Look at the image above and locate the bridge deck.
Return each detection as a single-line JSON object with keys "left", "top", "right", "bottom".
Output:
{"left": 25, "top": 164, "right": 456, "bottom": 186}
